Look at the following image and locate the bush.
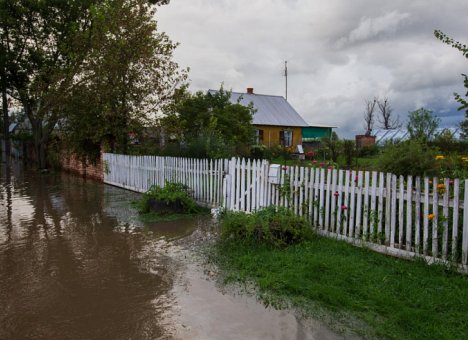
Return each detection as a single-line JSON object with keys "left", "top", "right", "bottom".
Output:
{"left": 220, "top": 206, "right": 315, "bottom": 247}
{"left": 250, "top": 144, "right": 267, "bottom": 159}
{"left": 357, "top": 144, "right": 379, "bottom": 157}
{"left": 376, "top": 140, "right": 438, "bottom": 177}
{"left": 342, "top": 140, "right": 356, "bottom": 168}
{"left": 136, "top": 182, "right": 199, "bottom": 214}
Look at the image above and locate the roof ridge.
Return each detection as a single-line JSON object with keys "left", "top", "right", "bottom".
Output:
{"left": 230, "top": 91, "right": 285, "bottom": 98}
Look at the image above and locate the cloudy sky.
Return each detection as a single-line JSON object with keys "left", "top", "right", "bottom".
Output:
{"left": 156, "top": 0, "right": 467, "bottom": 137}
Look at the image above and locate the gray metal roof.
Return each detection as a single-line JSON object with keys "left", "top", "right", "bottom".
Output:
{"left": 208, "top": 90, "right": 309, "bottom": 127}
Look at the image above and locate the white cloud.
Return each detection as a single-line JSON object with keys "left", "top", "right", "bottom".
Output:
{"left": 337, "top": 11, "right": 411, "bottom": 47}
{"left": 157, "top": 0, "right": 468, "bottom": 137}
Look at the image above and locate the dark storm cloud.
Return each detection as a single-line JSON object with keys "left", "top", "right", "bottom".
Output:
{"left": 157, "top": 0, "right": 467, "bottom": 137}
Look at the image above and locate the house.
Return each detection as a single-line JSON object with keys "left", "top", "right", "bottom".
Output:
{"left": 302, "top": 124, "right": 336, "bottom": 149}
{"left": 210, "top": 87, "right": 309, "bottom": 149}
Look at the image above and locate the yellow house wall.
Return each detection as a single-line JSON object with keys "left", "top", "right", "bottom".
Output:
{"left": 255, "top": 125, "right": 303, "bottom": 149}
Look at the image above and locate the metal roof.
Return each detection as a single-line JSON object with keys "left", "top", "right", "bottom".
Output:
{"left": 208, "top": 90, "right": 309, "bottom": 127}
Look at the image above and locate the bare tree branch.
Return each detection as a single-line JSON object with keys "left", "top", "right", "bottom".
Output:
{"left": 364, "top": 97, "right": 377, "bottom": 135}
{"left": 377, "top": 97, "right": 400, "bottom": 129}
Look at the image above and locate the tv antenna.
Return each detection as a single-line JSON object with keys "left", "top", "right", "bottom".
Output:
{"left": 284, "top": 60, "right": 288, "bottom": 101}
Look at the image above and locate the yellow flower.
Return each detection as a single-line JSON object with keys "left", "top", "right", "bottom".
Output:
{"left": 435, "top": 155, "right": 445, "bottom": 160}
{"left": 437, "top": 183, "right": 446, "bottom": 194}
{"left": 428, "top": 213, "right": 435, "bottom": 221}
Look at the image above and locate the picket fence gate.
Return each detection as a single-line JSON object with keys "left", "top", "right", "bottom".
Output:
{"left": 103, "top": 153, "right": 468, "bottom": 270}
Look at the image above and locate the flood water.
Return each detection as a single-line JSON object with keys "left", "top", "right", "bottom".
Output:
{"left": 0, "top": 162, "right": 339, "bottom": 340}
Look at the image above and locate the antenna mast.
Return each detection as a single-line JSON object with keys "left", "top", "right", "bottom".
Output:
{"left": 284, "top": 60, "right": 288, "bottom": 101}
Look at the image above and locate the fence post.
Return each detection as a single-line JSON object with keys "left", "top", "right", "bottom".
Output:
{"left": 462, "top": 180, "right": 468, "bottom": 265}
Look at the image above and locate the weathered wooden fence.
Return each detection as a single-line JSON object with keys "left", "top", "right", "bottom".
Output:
{"left": 103, "top": 153, "right": 227, "bottom": 207}
{"left": 103, "top": 153, "right": 468, "bottom": 269}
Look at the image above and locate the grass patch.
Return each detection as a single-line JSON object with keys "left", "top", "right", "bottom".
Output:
{"left": 136, "top": 210, "right": 209, "bottom": 223}
{"left": 211, "top": 236, "right": 468, "bottom": 339}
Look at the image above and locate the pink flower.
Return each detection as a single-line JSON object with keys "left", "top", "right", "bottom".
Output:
{"left": 282, "top": 165, "right": 288, "bottom": 171}
{"left": 327, "top": 166, "right": 333, "bottom": 170}
{"left": 312, "top": 160, "right": 317, "bottom": 164}
{"left": 319, "top": 162, "right": 324, "bottom": 167}
{"left": 354, "top": 176, "right": 358, "bottom": 182}
{"left": 341, "top": 204, "right": 348, "bottom": 210}
{"left": 334, "top": 191, "right": 339, "bottom": 197}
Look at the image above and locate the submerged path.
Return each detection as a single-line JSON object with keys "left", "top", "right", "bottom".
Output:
{"left": 0, "top": 163, "right": 338, "bottom": 339}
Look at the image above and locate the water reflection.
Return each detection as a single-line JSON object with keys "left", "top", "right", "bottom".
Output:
{"left": 0, "top": 164, "right": 186, "bottom": 339}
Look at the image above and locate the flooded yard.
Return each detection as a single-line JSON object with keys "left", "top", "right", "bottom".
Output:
{"left": 0, "top": 162, "right": 337, "bottom": 339}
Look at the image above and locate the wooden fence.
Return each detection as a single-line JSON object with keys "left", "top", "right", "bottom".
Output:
{"left": 103, "top": 153, "right": 468, "bottom": 270}
{"left": 103, "top": 153, "right": 227, "bottom": 207}
{"left": 225, "top": 157, "right": 468, "bottom": 270}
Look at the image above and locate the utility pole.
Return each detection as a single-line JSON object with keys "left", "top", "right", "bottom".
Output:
{"left": 284, "top": 60, "right": 288, "bottom": 101}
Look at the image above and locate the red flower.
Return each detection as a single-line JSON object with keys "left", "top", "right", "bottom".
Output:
{"left": 282, "top": 165, "right": 288, "bottom": 171}
{"left": 334, "top": 191, "right": 339, "bottom": 197}
{"left": 319, "top": 162, "right": 324, "bottom": 167}
{"left": 341, "top": 205, "right": 348, "bottom": 210}
{"left": 327, "top": 166, "right": 333, "bottom": 170}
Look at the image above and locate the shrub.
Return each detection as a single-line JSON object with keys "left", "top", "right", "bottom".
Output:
{"left": 250, "top": 144, "right": 267, "bottom": 159}
{"left": 376, "top": 140, "right": 438, "bottom": 177}
{"left": 357, "top": 144, "right": 379, "bottom": 157}
{"left": 136, "top": 182, "right": 199, "bottom": 214}
{"left": 342, "top": 140, "right": 356, "bottom": 168}
{"left": 220, "top": 206, "right": 315, "bottom": 247}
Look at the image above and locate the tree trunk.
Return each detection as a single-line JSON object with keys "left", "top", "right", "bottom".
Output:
{"left": 1, "top": 70, "right": 10, "bottom": 162}
{"left": 32, "top": 119, "right": 47, "bottom": 169}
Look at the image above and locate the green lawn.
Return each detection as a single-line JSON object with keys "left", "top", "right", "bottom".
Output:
{"left": 211, "top": 237, "right": 468, "bottom": 339}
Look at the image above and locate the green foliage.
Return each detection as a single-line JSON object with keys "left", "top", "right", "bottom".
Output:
{"left": 219, "top": 206, "right": 315, "bottom": 247}
{"left": 136, "top": 182, "right": 199, "bottom": 214}
{"left": 434, "top": 30, "right": 468, "bottom": 139}
{"left": 376, "top": 140, "right": 438, "bottom": 177}
{"left": 407, "top": 107, "right": 440, "bottom": 142}
{"left": 431, "top": 129, "right": 468, "bottom": 153}
{"left": 61, "top": 0, "right": 186, "bottom": 159}
{"left": 250, "top": 144, "right": 267, "bottom": 159}
{"left": 434, "top": 154, "right": 468, "bottom": 179}
{"left": 319, "top": 131, "right": 342, "bottom": 162}
{"left": 1, "top": 0, "right": 185, "bottom": 167}
{"left": 356, "top": 144, "right": 379, "bottom": 158}
{"left": 342, "top": 139, "right": 356, "bottom": 168}
{"left": 161, "top": 86, "right": 255, "bottom": 158}
{"left": 212, "top": 236, "right": 468, "bottom": 339}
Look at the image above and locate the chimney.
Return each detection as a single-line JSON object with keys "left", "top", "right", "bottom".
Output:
{"left": 246, "top": 87, "right": 254, "bottom": 94}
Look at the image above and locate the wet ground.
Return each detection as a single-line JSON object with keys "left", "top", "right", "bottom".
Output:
{"left": 0, "top": 162, "right": 339, "bottom": 339}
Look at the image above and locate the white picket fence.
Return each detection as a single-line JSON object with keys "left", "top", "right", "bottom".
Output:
{"left": 225, "top": 157, "right": 468, "bottom": 269}
{"left": 103, "top": 153, "right": 228, "bottom": 207}
{"left": 103, "top": 153, "right": 468, "bottom": 270}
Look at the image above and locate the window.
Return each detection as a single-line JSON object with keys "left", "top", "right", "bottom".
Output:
{"left": 280, "top": 129, "right": 293, "bottom": 147}
{"left": 255, "top": 129, "right": 264, "bottom": 144}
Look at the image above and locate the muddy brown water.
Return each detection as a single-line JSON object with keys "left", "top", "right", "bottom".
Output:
{"left": 0, "top": 162, "right": 339, "bottom": 340}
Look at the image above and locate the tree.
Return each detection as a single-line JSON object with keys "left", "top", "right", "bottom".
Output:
{"left": 377, "top": 97, "right": 400, "bottom": 129}
{"left": 320, "top": 131, "right": 341, "bottom": 162}
{"left": 161, "top": 86, "right": 255, "bottom": 158}
{"left": 407, "top": 107, "right": 440, "bottom": 142}
{"left": 434, "top": 30, "right": 468, "bottom": 138}
{"left": 1, "top": 0, "right": 181, "bottom": 168}
{"left": 60, "top": 0, "right": 186, "bottom": 160}
{"left": 0, "top": 0, "right": 101, "bottom": 168}
{"left": 363, "top": 97, "right": 377, "bottom": 135}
